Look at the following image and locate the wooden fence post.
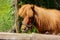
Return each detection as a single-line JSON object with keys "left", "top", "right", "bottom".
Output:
{"left": 14, "top": 0, "right": 19, "bottom": 33}
{"left": 8, "top": 0, "right": 20, "bottom": 33}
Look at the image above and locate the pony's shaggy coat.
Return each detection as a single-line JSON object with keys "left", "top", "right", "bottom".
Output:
{"left": 18, "top": 4, "right": 60, "bottom": 34}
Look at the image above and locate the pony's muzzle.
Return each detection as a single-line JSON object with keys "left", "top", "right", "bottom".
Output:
{"left": 21, "top": 25, "right": 28, "bottom": 32}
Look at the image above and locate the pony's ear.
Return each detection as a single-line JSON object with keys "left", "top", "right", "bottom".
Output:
{"left": 26, "top": 6, "right": 34, "bottom": 17}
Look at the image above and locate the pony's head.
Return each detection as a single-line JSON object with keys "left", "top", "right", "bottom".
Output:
{"left": 18, "top": 4, "right": 35, "bottom": 32}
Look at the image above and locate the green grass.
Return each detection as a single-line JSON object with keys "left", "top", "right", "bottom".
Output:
{"left": 0, "top": 0, "right": 14, "bottom": 32}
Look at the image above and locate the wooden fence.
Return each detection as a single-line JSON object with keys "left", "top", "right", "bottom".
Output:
{"left": 0, "top": 32, "right": 60, "bottom": 40}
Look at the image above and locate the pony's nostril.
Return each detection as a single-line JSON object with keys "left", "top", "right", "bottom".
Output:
{"left": 21, "top": 27, "right": 28, "bottom": 31}
{"left": 24, "top": 28, "right": 26, "bottom": 30}
{"left": 24, "top": 27, "right": 28, "bottom": 31}
{"left": 21, "top": 27, "right": 28, "bottom": 32}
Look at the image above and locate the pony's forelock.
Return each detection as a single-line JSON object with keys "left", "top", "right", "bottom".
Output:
{"left": 18, "top": 4, "right": 34, "bottom": 18}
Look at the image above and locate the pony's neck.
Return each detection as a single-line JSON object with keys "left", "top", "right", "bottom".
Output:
{"left": 34, "top": 14, "right": 40, "bottom": 27}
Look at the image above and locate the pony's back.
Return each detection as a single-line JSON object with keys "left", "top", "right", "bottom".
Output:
{"left": 34, "top": 5, "right": 60, "bottom": 34}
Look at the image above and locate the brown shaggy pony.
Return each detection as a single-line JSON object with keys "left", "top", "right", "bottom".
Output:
{"left": 18, "top": 4, "right": 60, "bottom": 34}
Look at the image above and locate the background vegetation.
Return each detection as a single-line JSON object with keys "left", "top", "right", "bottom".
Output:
{"left": 0, "top": 0, "right": 60, "bottom": 32}
{"left": 0, "top": 0, "right": 14, "bottom": 32}
{"left": 18, "top": 0, "right": 60, "bottom": 9}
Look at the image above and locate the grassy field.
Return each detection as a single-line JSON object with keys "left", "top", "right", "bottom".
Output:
{"left": 0, "top": 0, "right": 14, "bottom": 32}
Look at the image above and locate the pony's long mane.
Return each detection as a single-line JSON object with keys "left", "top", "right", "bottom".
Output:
{"left": 19, "top": 4, "right": 60, "bottom": 34}
{"left": 34, "top": 6, "right": 60, "bottom": 33}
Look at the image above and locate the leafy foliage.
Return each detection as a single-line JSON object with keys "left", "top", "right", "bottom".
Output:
{"left": 18, "top": 0, "right": 60, "bottom": 9}
{"left": 0, "top": 0, "right": 14, "bottom": 32}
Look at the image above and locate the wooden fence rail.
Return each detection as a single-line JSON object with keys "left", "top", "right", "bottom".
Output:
{"left": 0, "top": 32, "right": 60, "bottom": 40}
